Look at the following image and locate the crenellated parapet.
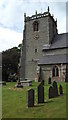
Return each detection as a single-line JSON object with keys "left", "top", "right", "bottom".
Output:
{"left": 24, "top": 6, "right": 57, "bottom": 27}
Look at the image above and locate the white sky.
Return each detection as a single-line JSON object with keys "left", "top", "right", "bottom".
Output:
{"left": 0, "top": 0, "right": 67, "bottom": 52}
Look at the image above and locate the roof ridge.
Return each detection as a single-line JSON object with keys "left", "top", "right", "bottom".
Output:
{"left": 43, "top": 54, "right": 66, "bottom": 57}
{"left": 58, "top": 32, "right": 68, "bottom": 35}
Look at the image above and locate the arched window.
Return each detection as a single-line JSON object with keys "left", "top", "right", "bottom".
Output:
{"left": 33, "top": 21, "right": 39, "bottom": 31}
{"left": 52, "top": 66, "right": 59, "bottom": 77}
{"left": 53, "top": 67, "right": 55, "bottom": 77}
{"left": 35, "top": 48, "right": 38, "bottom": 53}
{"left": 56, "top": 67, "right": 59, "bottom": 76}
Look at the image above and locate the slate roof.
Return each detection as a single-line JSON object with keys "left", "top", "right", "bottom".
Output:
{"left": 38, "top": 54, "right": 68, "bottom": 65}
{"left": 43, "top": 33, "right": 68, "bottom": 50}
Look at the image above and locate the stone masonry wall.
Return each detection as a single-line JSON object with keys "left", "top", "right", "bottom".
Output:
{"left": 25, "top": 16, "right": 50, "bottom": 80}
{"left": 41, "top": 64, "right": 66, "bottom": 82}
{"left": 43, "top": 48, "right": 67, "bottom": 56}
{"left": 20, "top": 12, "right": 58, "bottom": 81}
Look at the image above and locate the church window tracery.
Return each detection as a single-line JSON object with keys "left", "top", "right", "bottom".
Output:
{"left": 52, "top": 65, "right": 59, "bottom": 77}
{"left": 33, "top": 21, "right": 39, "bottom": 31}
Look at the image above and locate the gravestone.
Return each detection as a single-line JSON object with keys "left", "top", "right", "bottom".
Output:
{"left": 37, "top": 82, "right": 44, "bottom": 103}
{"left": 27, "top": 89, "right": 34, "bottom": 107}
{"left": 38, "top": 67, "right": 42, "bottom": 82}
{"left": 53, "top": 81, "right": 59, "bottom": 97}
{"left": 59, "top": 84, "right": 63, "bottom": 95}
{"left": 41, "top": 80, "right": 44, "bottom": 86}
{"left": 48, "top": 77, "right": 51, "bottom": 84}
{"left": 48, "top": 86, "right": 54, "bottom": 99}
{"left": 65, "top": 65, "right": 68, "bottom": 82}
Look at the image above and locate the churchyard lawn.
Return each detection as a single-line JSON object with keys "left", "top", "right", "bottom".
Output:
{"left": 2, "top": 81, "right": 67, "bottom": 118}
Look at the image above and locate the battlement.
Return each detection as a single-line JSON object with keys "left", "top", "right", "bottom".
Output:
{"left": 25, "top": 11, "right": 49, "bottom": 21}
{"left": 24, "top": 7, "right": 57, "bottom": 26}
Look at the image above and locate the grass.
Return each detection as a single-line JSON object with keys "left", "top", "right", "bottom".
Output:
{"left": 2, "top": 81, "right": 67, "bottom": 118}
{"left": 0, "top": 86, "right": 2, "bottom": 120}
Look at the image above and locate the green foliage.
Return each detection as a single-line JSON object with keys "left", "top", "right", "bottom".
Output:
{"left": 2, "top": 45, "right": 21, "bottom": 81}
{"left": 2, "top": 81, "right": 67, "bottom": 118}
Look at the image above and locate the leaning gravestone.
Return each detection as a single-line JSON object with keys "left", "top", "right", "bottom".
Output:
{"left": 48, "top": 86, "right": 54, "bottom": 99}
{"left": 53, "top": 81, "right": 59, "bottom": 97}
{"left": 27, "top": 89, "right": 34, "bottom": 107}
{"left": 59, "top": 84, "right": 63, "bottom": 95}
{"left": 48, "top": 77, "right": 51, "bottom": 84}
{"left": 37, "top": 82, "right": 44, "bottom": 103}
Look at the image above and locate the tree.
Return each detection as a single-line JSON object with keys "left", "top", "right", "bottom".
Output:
{"left": 2, "top": 45, "right": 21, "bottom": 81}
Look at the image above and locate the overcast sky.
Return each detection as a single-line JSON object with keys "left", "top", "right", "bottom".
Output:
{"left": 0, "top": 0, "right": 67, "bottom": 52}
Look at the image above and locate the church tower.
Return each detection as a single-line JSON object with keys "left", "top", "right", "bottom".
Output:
{"left": 20, "top": 7, "right": 58, "bottom": 81}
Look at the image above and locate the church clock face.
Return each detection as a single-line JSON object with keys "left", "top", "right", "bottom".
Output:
{"left": 34, "top": 32, "right": 39, "bottom": 40}
{"left": 33, "top": 20, "right": 39, "bottom": 40}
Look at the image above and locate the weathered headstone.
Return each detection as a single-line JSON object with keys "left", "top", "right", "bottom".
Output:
{"left": 48, "top": 86, "right": 54, "bottom": 99}
{"left": 37, "top": 83, "right": 44, "bottom": 103}
{"left": 27, "top": 89, "right": 34, "bottom": 107}
{"left": 53, "top": 81, "right": 59, "bottom": 97}
{"left": 59, "top": 84, "right": 63, "bottom": 95}
{"left": 48, "top": 77, "right": 51, "bottom": 84}
{"left": 38, "top": 67, "right": 42, "bottom": 82}
{"left": 41, "top": 80, "right": 44, "bottom": 86}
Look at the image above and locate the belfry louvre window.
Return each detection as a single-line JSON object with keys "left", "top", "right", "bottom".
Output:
{"left": 35, "top": 49, "right": 38, "bottom": 53}
{"left": 52, "top": 66, "right": 59, "bottom": 77}
{"left": 33, "top": 21, "right": 39, "bottom": 31}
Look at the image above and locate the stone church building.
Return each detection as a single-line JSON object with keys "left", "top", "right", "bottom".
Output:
{"left": 20, "top": 7, "right": 68, "bottom": 82}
